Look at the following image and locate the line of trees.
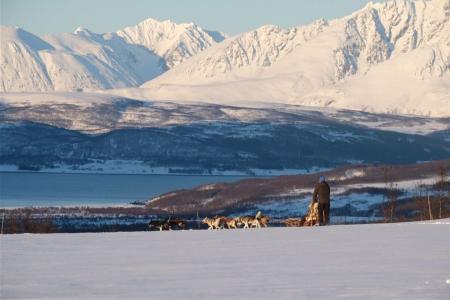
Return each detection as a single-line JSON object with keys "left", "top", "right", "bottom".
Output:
{"left": 380, "top": 164, "right": 449, "bottom": 223}
{"left": 1, "top": 213, "right": 56, "bottom": 234}
{"left": 414, "top": 165, "right": 449, "bottom": 221}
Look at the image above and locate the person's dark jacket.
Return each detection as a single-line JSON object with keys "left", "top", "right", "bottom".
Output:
{"left": 312, "top": 181, "right": 330, "bottom": 204}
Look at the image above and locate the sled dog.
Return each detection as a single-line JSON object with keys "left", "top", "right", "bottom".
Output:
{"left": 235, "top": 216, "right": 256, "bottom": 228}
{"left": 257, "top": 215, "right": 270, "bottom": 228}
{"left": 202, "top": 216, "right": 226, "bottom": 230}
{"left": 283, "top": 218, "right": 305, "bottom": 227}
{"left": 224, "top": 217, "right": 238, "bottom": 229}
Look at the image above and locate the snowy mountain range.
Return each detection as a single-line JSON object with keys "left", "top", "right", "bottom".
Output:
{"left": 0, "top": 0, "right": 449, "bottom": 117}
{"left": 0, "top": 19, "right": 225, "bottom": 92}
{"left": 136, "top": 0, "right": 450, "bottom": 117}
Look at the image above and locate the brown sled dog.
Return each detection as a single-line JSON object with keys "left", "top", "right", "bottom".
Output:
{"left": 236, "top": 211, "right": 270, "bottom": 229}
{"left": 253, "top": 215, "right": 270, "bottom": 228}
{"left": 283, "top": 218, "right": 305, "bottom": 227}
{"left": 202, "top": 216, "right": 227, "bottom": 230}
{"left": 224, "top": 217, "right": 238, "bottom": 229}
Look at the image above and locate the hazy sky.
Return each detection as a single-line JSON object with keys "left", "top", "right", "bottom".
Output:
{"left": 1, "top": 0, "right": 382, "bottom": 36}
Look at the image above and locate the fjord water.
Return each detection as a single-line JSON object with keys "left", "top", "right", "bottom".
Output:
{"left": 0, "top": 172, "right": 250, "bottom": 207}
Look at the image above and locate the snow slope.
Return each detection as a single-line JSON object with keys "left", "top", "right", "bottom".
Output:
{"left": 137, "top": 0, "right": 450, "bottom": 117}
{"left": 2, "top": 221, "right": 450, "bottom": 299}
{"left": 0, "top": 19, "right": 225, "bottom": 92}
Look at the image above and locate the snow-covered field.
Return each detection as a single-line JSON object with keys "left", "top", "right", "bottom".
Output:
{"left": 2, "top": 221, "right": 449, "bottom": 299}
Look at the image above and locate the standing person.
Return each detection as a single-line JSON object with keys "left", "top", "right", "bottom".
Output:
{"left": 312, "top": 175, "right": 331, "bottom": 225}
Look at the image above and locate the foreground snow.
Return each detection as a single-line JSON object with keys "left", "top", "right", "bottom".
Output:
{"left": 2, "top": 221, "right": 450, "bottom": 299}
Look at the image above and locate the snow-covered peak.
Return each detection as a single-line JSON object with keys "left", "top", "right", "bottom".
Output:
{"left": 1, "top": 25, "right": 54, "bottom": 51}
{"left": 74, "top": 26, "right": 91, "bottom": 34}
{"left": 117, "top": 17, "right": 227, "bottom": 67}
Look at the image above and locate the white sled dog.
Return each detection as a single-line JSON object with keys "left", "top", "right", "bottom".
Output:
{"left": 236, "top": 211, "right": 270, "bottom": 228}
{"left": 235, "top": 216, "right": 256, "bottom": 228}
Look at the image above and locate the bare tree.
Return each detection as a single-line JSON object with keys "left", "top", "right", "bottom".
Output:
{"left": 381, "top": 167, "right": 397, "bottom": 222}
{"left": 436, "top": 165, "right": 448, "bottom": 219}
{"left": 414, "top": 182, "right": 427, "bottom": 221}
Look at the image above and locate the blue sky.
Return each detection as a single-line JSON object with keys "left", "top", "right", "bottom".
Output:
{"left": 1, "top": 0, "right": 382, "bottom": 36}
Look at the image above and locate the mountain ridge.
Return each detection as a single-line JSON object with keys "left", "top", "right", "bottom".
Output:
{"left": 136, "top": 0, "right": 449, "bottom": 117}
{"left": 0, "top": 19, "right": 226, "bottom": 92}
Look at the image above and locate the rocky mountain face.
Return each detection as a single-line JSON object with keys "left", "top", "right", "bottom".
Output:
{"left": 0, "top": 19, "right": 225, "bottom": 92}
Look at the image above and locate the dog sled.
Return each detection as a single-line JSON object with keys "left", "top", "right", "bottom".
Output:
{"left": 282, "top": 202, "right": 319, "bottom": 227}
{"left": 148, "top": 218, "right": 186, "bottom": 231}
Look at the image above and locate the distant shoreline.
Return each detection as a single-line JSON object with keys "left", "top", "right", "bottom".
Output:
{"left": 0, "top": 163, "right": 326, "bottom": 177}
{"left": 0, "top": 170, "right": 264, "bottom": 178}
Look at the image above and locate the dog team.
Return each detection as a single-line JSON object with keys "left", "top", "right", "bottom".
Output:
{"left": 202, "top": 211, "right": 270, "bottom": 230}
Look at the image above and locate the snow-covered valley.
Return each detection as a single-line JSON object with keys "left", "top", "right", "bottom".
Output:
{"left": 2, "top": 221, "right": 450, "bottom": 299}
